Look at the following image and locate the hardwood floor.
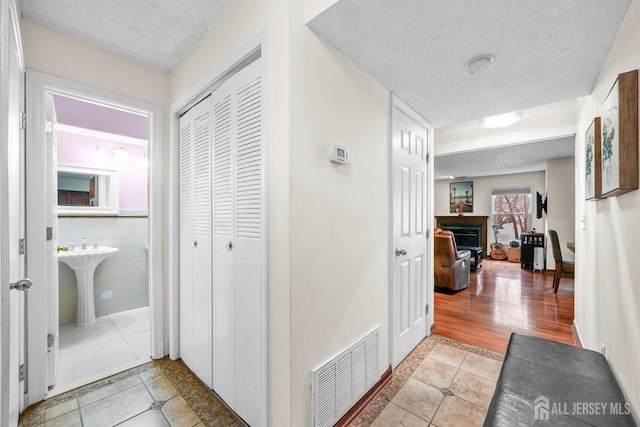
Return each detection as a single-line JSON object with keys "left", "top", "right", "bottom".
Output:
{"left": 434, "top": 259, "right": 576, "bottom": 353}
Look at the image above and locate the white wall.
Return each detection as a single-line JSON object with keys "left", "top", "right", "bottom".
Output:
{"left": 171, "top": 2, "right": 393, "bottom": 425}
{"left": 20, "top": 19, "right": 169, "bottom": 108}
{"left": 574, "top": 0, "right": 640, "bottom": 420}
{"left": 289, "top": 2, "right": 391, "bottom": 426}
{"left": 435, "top": 172, "right": 546, "bottom": 255}
{"left": 545, "top": 158, "right": 575, "bottom": 267}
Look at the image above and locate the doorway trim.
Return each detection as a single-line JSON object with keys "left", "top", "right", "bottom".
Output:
{"left": 168, "top": 29, "right": 270, "bottom": 426}
{"left": 0, "top": 0, "right": 26, "bottom": 422}
{"left": 25, "top": 71, "right": 163, "bottom": 405}
{"left": 389, "top": 94, "right": 434, "bottom": 369}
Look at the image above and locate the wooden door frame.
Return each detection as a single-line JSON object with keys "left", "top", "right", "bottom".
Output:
{"left": 25, "top": 71, "right": 164, "bottom": 405}
{"left": 168, "top": 29, "right": 270, "bottom": 426}
{"left": 389, "top": 94, "right": 435, "bottom": 368}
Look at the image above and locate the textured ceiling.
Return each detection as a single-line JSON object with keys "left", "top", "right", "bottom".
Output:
{"left": 309, "top": 0, "right": 631, "bottom": 126}
{"left": 20, "top": 0, "right": 233, "bottom": 70}
{"left": 434, "top": 137, "right": 575, "bottom": 180}
{"left": 18, "top": 0, "right": 627, "bottom": 177}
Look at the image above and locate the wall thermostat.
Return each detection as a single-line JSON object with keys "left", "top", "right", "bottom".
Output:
{"left": 329, "top": 145, "right": 349, "bottom": 165}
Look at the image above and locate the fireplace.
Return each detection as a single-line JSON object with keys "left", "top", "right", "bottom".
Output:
{"left": 440, "top": 225, "right": 482, "bottom": 247}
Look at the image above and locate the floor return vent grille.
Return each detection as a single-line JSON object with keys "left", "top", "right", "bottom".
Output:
{"left": 311, "top": 328, "right": 380, "bottom": 427}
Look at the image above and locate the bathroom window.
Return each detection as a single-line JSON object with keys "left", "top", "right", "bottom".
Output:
{"left": 57, "top": 165, "right": 119, "bottom": 215}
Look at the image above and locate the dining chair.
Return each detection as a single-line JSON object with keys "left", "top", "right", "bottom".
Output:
{"left": 548, "top": 229, "right": 574, "bottom": 293}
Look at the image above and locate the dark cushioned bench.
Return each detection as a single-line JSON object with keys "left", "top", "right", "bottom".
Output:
{"left": 484, "top": 333, "right": 636, "bottom": 426}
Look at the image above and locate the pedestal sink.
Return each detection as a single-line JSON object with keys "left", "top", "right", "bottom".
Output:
{"left": 58, "top": 247, "right": 119, "bottom": 326}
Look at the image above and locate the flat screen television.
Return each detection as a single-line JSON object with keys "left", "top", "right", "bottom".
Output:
{"left": 536, "top": 191, "right": 548, "bottom": 219}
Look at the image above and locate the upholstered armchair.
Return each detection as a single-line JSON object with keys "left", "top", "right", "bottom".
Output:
{"left": 434, "top": 228, "right": 471, "bottom": 290}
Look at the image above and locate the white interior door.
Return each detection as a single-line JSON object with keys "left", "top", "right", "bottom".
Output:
{"left": 179, "top": 98, "right": 213, "bottom": 387}
{"left": 44, "top": 94, "right": 58, "bottom": 389}
{"left": 1, "top": 0, "right": 27, "bottom": 424}
{"left": 392, "top": 103, "right": 429, "bottom": 368}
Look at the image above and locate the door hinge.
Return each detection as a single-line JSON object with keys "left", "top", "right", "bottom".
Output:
{"left": 19, "top": 364, "right": 26, "bottom": 382}
{"left": 45, "top": 119, "right": 53, "bottom": 134}
{"left": 46, "top": 227, "right": 53, "bottom": 241}
{"left": 426, "top": 153, "right": 430, "bottom": 163}
{"left": 426, "top": 304, "right": 429, "bottom": 315}
{"left": 19, "top": 238, "right": 25, "bottom": 255}
{"left": 19, "top": 112, "right": 26, "bottom": 129}
{"left": 48, "top": 333, "right": 55, "bottom": 348}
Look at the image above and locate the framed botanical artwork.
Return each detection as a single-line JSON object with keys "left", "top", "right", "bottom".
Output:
{"left": 600, "top": 69, "right": 638, "bottom": 197}
{"left": 450, "top": 181, "right": 473, "bottom": 213}
{"left": 585, "top": 117, "right": 602, "bottom": 200}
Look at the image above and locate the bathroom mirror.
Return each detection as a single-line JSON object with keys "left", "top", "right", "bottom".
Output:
{"left": 57, "top": 165, "right": 119, "bottom": 215}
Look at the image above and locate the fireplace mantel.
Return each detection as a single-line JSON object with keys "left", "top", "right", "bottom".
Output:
{"left": 435, "top": 215, "right": 489, "bottom": 255}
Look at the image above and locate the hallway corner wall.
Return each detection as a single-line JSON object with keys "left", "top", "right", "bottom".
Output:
{"left": 574, "top": 0, "right": 640, "bottom": 420}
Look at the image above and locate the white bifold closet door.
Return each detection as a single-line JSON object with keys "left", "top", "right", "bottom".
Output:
{"left": 179, "top": 98, "right": 213, "bottom": 387}
{"left": 179, "top": 57, "right": 265, "bottom": 427}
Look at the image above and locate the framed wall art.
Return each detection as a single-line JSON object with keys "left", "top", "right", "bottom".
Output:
{"left": 450, "top": 181, "right": 473, "bottom": 213}
{"left": 600, "top": 69, "right": 638, "bottom": 197}
{"left": 585, "top": 117, "right": 602, "bottom": 200}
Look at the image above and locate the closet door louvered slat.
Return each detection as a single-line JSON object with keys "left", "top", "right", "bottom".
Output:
{"left": 236, "top": 77, "right": 262, "bottom": 239}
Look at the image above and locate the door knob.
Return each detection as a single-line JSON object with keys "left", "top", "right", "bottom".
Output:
{"left": 192, "top": 241, "right": 198, "bottom": 248}
{"left": 395, "top": 248, "right": 407, "bottom": 256}
{"left": 226, "top": 241, "right": 233, "bottom": 251}
{"left": 10, "top": 278, "right": 33, "bottom": 291}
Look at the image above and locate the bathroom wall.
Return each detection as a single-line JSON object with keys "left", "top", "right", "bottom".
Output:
{"left": 58, "top": 217, "right": 148, "bottom": 325}
{"left": 57, "top": 131, "right": 148, "bottom": 212}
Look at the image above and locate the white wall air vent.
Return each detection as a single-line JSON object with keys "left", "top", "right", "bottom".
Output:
{"left": 311, "top": 328, "right": 380, "bottom": 427}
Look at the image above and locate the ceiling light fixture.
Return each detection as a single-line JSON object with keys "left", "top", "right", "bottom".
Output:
{"left": 479, "top": 111, "right": 523, "bottom": 128}
{"left": 136, "top": 153, "right": 149, "bottom": 168}
{"left": 92, "top": 145, "right": 108, "bottom": 163}
{"left": 111, "top": 146, "right": 131, "bottom": 162}
{"left": 465, "top": 54, "right": 495, "bottom": 75}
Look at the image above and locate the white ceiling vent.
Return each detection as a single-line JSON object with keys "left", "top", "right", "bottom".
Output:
{"left": 311, "top": 328, "right": 380, "bottom": 427}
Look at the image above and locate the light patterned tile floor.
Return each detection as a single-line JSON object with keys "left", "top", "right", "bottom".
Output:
{"left": 352, "top": 334, "right": 505, "bottom": 427}
{"left": 51, "top": 306, "right": 151, "bottom": 396}
{"left": 21, "top": 305, "right": 245, "bottom": 427}
{"left": 22, "top": 331, "right": 497, "bottom": 427}
{"left": 18, "top": 357, "right": 245, "bottom": 427}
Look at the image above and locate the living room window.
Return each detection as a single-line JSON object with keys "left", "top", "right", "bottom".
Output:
{"left": 491, "top": 186, "right": 532, "bottom": 244}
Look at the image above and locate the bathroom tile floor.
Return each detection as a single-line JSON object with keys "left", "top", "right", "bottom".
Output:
{"left": 50, "top": 306, "right": 152, "bottom": 396}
